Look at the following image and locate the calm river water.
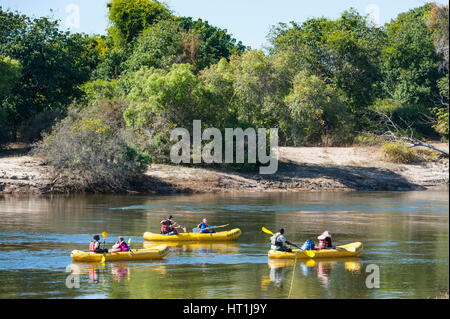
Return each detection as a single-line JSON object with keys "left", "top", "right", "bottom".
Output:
{"left": 0, "top": 191, "right": 448, "bottom": 299}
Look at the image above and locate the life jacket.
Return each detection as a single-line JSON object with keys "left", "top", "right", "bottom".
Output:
{"left": 318, "top": 237, "right": 332, "bottom": 249}
{"left": 270, "top": 233, "right": 283, "bottom": 247}
{"left": 198, "top": 222, "right": 208, "bottom": 229}
{"left": 89, "top": 241, "right": 97, "bottom": 252}
{"left": 161, "top": 220, "right": 174, "bottom": 233}
{"left": 120, "top": 241, "right": 129, "bottom": 252}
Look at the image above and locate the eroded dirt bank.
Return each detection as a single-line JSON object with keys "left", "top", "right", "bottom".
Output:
{"left": 0, "top": 146, "right": 448, "bottom": 195}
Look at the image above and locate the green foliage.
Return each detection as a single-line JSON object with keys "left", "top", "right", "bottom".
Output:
{"left": 0, "top": 56, "right": 21, "bottom": 147}
{"left": 370, "top": 98, "right": 437, "bottom": 137}
{"left": 434, "top": 75, "right": 449, "bottom": 136}
{"left": 123, "top": 18, "right": 245, "bottom": 74}
{"left": 123, "top": 20, "right": 183, "bottom": 72}
{"left": 380, "top": 141, "right": 420, "bottom": 163}
{"left": 284, "top": 71, "right": 353, "bottom": 145}
{"left": 231, "top": 50, "right": 287, "bottom": 129}
{"left": 178, "top": 17, "right": 245, "bottom": 71}
{"left": 269, "top": 9, "right": 383, "bottom": 115}
{"left": 107, "top": 0, "right": 171, "bottom": 45}
{"left": 91, "top": 44, "right": 128, "bottom": 80}
{"left": 199, "top": 58, "right": 236, "bottom": 128}
{"left": 381, "top": 5, "right": 442, "bottom": 106}
{"left": 124, "top": 63, "right": 220, "bottom": 129}
{"left": 78, "top": 79, "right": 118, "bottom": 106}
{"left": 0, "top": 56, "right": 21, "bottom": 100}
{"left": 0, "top": 8, "right": 94, "bottom": 141}
{"left": 35, "top": 99, "right": 150, "bottom": 191}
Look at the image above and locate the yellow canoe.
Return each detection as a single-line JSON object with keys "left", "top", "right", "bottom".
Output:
{"left": 143, "top": 228, "right": 242, "bottom": 241}
{"left": 70, "top": 244, "right": 169, "bottom": 262}
{"left": 268, "top": 242, "right": 363, "bottom": 259}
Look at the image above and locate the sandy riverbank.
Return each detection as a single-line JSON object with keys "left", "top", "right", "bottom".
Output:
{"left": 0, "top": 145, "right": 448, "bottom": 195}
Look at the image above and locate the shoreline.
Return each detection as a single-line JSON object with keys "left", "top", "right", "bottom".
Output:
{"left": 0, "top": 146, "right": 448, "bottom": 195}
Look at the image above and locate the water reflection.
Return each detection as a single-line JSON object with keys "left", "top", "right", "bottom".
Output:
{"left": 266, "top": 258, "right": 362, "bottom": 289}
{"left": 70, "top": 262, "right": 131, "bottom": 283}
{"left": 143, "top": 241, "right": 240, "bottom": 255}
{"left": 111, "top": 264, "right": 130, "bottom": 282}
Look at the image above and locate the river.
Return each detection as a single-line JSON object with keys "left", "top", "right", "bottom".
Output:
{"left": 0, "top": 190, "right": 448, "bottom": 299}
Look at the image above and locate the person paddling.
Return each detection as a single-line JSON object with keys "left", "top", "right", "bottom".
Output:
{"left": 89, "top": 235, "right": 108, "bottom": 254}
{"left": 270, "top": 228, "right": 296, "bottom": 252}
{"left": 197, "top": 218, "right": 216, "bottom": 233}
{"left": 160, "top": 215, "right": 184, "bottom": 235}
{"left": 110, "top": 236, "right": 129, "bottom": 253}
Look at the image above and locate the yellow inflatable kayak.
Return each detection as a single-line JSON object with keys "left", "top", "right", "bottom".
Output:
{"left": 268, "top": 242, "right": 363, "bottom": 259}
{"left": 143, "top": 228, "right": 242, "bottom": 241}
{"left": 70, "top": 244, "right": 169, "bottom": 262}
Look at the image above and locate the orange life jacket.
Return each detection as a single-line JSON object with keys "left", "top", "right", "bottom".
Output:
{"left": 89, "top": 241, "right": 97, "bottom": 252}
{"left": 161, "top": 220, "right": 174, "bottom": 233}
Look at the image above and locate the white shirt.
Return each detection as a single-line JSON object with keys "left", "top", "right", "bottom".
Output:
{"left": 270, "top": 233, "right": 287, "bottom": 250}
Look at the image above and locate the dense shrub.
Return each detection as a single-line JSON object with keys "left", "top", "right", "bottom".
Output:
{"left": 34, "top": 99, "right": 151, "bottom": 191}
{"left": 380, "top": 141, "right": 420, "bottom": 163}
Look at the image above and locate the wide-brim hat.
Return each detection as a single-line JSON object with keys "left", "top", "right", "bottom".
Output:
{"left": 318, "top": 231, "right": 331, "bottom": 240}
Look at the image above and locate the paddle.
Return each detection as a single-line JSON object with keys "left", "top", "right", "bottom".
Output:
{"left": 101, "top": 232, "right": 107, "bottom": 248}
{"left": 100, "top": 232, "right": 107, "bottom": 263}
{"left": 192, "top": 224, "right": 229, "bottom": 233}
{"left": 261, "top": 227, "right": 315, "bottom": 258}
{"left": 127, "top": 238, "right": 134, "bottom": 256}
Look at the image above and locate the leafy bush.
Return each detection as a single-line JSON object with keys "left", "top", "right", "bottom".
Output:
{"left": 34, "top": 99, "right": 151, "bottom": 191}
{"left": 78, "top": 79, "right": 118, "bottom": 106}
{"left": 380, "top": 141, "right": 420, "bottom": 163}
{"left": 107, "top": 0, "right": 172, "bottom": 45}
{"left": 284, "top": 71, "right": 354, "bottom": 145}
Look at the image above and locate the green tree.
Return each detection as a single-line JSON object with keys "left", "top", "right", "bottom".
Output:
{"left": 123, "top": 18, "right": 245, "bottom": 74}
{"left": 426, "top": 3, "right": 449, "bottom": 138}
{"left": 231, "top": 50, "right": 286, "bottom": 129}
{"left": 123, "top": 63, "right": 225, "bottom": 162}
{"left": 107, "top": 0, "right": 171, "bottom": 45}
{"left": 199, "top": 58, "right": 236, "bottom": 129}
{"left": 178, "top": 17, "right": 245, "bottom": 71}
{"left": 0, "top": 56, "right": 22, "bottom": 147}
{"left": 0, "top": 8, "right": 94, "bottom": 140}
{"left": 434, "top": 75, "right": 449, "bottom": 136}
{"left": 381, "top": 4, "right": 442, "bottom": 106}
{"left": 123, "top": 19, "right": 183, "bottom": 73}
{"left": 0, "top": 56, "right": 21, "bottom": 100}
{"left": 269, "top": 10, "right": 383, "bottom": 114}
{"left": 124, "top": 63, "right": 216, "bottom": 130}
{"left": 285, "top": 71, "right": 353, "bottom": 145}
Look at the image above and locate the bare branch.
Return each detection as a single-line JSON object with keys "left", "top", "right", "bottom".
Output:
{"left": 372, "top": 110, "right": 449, "bottom": 157}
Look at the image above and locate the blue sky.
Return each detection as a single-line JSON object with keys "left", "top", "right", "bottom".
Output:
{"left": 0, "top": 0, "right": 448, "bottom": 48}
